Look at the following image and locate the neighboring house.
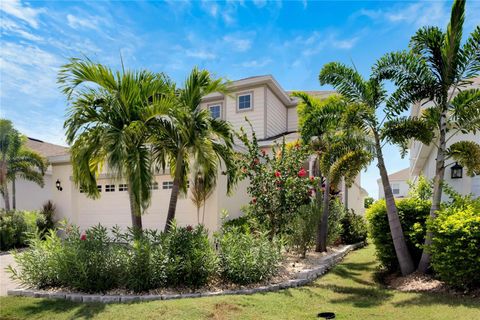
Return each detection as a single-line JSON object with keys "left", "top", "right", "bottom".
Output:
{"left": 377, "top": 168, "right": 410, "bottom": 199}
{"left": 2, "top": 75, "right": 368, "bottom": 231}
{"left": 408, "top": 77, "right": 480, "bottom": 199}
{"left": 0, "top": 138, "right": 68, "bottom": 211}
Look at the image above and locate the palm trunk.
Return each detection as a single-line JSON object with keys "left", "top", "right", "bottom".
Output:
{"left": 128, "top": 184, "right": 143, "bottom": 230}
{"left": 344, "top": 181, "right": 349, "bottom": 211}
{"left": 374, "top": 130, "right": 415, "bottom": 276}
{"left": 202, "top": 196, "right": 206, "bottom": 225}
{"left": 3, "top": 184, "right": 10, "bottom": 211}
{"left": 417, "top": 112, "right": 447, "bottom": 274}
{"left": 164, "top": 151, "right": 183, "bottom": 232}
{"left": 12, "top": 177, "right": 16, "bottom": 210}
{"left": 317, "top": 175, "right": 330, "bottom": 252}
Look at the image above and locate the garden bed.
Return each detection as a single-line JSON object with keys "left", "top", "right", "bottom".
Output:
{"left": 7, "top": 242, "right": 363, "bottom": 303}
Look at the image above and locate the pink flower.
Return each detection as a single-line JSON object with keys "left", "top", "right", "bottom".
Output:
{"left": 251, "top": 197, "right": 257, "bottom": 204}
{"left": 298, "top": 168, "right": 307, "bottom": 177}
{"left": 310, "top": 176, "right": 315, "bottom": 182}
{"left": 80, "top": 233, "right": 87, "bottom": 241}
{"left": 275, "top": 170, "right": 281, "bottom": 178}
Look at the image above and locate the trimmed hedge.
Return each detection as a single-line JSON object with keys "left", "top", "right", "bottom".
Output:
{"left": 430, "top": 196, "right": 480, "bottom": 289}
{"left": 341, "top": 210, "right": 368, "bottom": 245}
{"left": 365, "top": 198, "right": 430, "bottom": 271}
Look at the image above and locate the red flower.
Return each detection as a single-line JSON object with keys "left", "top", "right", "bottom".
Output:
{"left": 251, "top": 197, "right": 257, "bottom": 204}
{"left": 310, "top": 176, "right": 315, "bottom": 182}
{"left": 186, "top": 225, "right": 193, "bottom": 232}
{"left": 80, "top": 233, "right": 87, "bottom": 241}
{"left": 298, "top": 168, "right": 307, "bottom": 177}
{"left": 274, "top": 170, "right": 281, "bottom": 177}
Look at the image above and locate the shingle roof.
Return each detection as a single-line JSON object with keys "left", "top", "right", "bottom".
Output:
{"left": 387, "top": 168, "right": 410, "bottom": 181}
{"left": 25, "top": 138, "right": 69, "bottom": 158}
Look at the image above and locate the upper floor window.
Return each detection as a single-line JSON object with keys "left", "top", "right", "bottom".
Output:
{"left": 392, "top": 183, "right": 400, "bottom": 195}
{"left": 151, "top": 182, "right": 159, "bottom": 190}
{"left": 209, "top": 104, "right": 221, "bottom": 119}
{"left": 105, "top": 185, "right": 115, "bottom": 192}
{"left": 119, "top": 184, "right": 128, "bottom": 192}
{"left": 97, "top": 185, "right": 102, "bottom": 192}
{"left": 237, "top": 92, "right": 252, "bottom": 111}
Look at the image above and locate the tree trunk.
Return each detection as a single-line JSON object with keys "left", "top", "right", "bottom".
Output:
{"left": 417, "top": 112, "right": 447, "bottom": 274}
{"left": 12, "top": 177, "right": 16, "bottom": 210}
{"left": 314, "top": 158, "right": 323, "bottom": 252}
{"left": 3, "top": 184, "right": 10, "bottom": 211}
{"left": 317, "top": 175, "right": 330, "bottom": 252}
{"left": 374, "top": 130, "right": 415, "bottom": 276}
{"left": 128, "top": 184, "right": 143, "bottom": 230}
{"left": 164, "top": 151, "right": 184, "bottom": 232}
{"left": 344, "top": 180, "right": 349, "bottom": 211}
{"left": 202, "top": 196, "right": 206, "bottom": 225}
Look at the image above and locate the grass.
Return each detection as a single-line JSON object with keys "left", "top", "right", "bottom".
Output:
{"left": 1, "top": 245, "right": 479, "bottom": 320}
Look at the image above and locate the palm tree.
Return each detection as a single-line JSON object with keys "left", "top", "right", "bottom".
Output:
{"left": 373, "top": 0, "right": 480, "bottom": 273}
{"left": 150, "top": 68, "right": 237, "bottom": 232}
{"left": 59, "top": 58, "right": 172, "bottom": 230}
{"left": 294, "top": 94, "right": 373, "bottom": 252}
{"left": 0, "top": 119, "right": 47, "bottom": 211}
{"left": 318, "top": 63, "right": 432, "bottom": 275}
{"left": 190, "top": 167, "right": 215, "bottom": 225}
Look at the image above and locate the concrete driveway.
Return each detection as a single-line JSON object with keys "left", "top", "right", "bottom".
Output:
{"left": 0, "top": 252, "right": 21, "bottom": 296}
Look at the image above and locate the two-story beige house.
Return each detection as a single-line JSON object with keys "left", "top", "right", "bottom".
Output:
{"left": 2, "top": 75, "right": 368, "bottom": 232}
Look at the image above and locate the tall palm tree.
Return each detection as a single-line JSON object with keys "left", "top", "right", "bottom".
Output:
{"left": 318, "top": 64, "right": 433, "bottom": 275}
{"left": 150, "top": 68, "right": 237, "bottom": 232}
{"left": 373, "top": 0, "right": 480, "bottom": 273}
{"left": 294, "top": 93, "right": 373, "bottom": 252}
{"left": 59, "top": 58, "right": 172, "bottom": 230}
{"left": 0, "top": 119, "right": 47, "bottom": 211}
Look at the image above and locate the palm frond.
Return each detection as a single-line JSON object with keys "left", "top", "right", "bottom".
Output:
{"left": 450, "top": 88, "right": 480, "bottom": 133}
{"left": 446, "top": 140, "right": 480, "bottom": 176}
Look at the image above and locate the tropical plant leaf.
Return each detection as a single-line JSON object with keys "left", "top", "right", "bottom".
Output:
{"left": 446, "top": 140, "right": 480, "bottom": 176}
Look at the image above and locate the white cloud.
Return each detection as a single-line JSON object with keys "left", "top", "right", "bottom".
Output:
{"left": 0, "top": 17, "right": 43, "bottom": 41}
{"left": 356, "top": 2, "right": 449, "bottom": 28}
{"left": 240, "top": 58, "right": 272, "bottom": 68}
{"left": 253, "top": 0, "right": 267, "bottom": 8}
{"left": 223, "top": 35, "right": 252, "bottom": 52}
{"left": 186, "top": 49, "right": 216, "bottom": 60}
{"left": 201, "top": 0, "right": 219, "bottom": 17}
{"left": 0, "top": 0, "right": 45, "bottom": 29}
{"left": 66, "top": 14, "right": 99, "bottom": 30}
{"left": 333, "top": 36, "right": 359, "bottom": 49}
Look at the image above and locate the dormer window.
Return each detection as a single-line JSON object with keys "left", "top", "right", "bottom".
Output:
{"left": 209, "top": 104, "right": 221, "bottom": 119}
{"left": 237, "top": 92, "right": 253, "bottom": 111}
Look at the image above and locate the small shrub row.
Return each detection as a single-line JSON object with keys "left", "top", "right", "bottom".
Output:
{"left": 10, "top": 222, "right": 282, "bottom": 293}
{"left": 340, "top": 209, "right": 368, "bottom": 245}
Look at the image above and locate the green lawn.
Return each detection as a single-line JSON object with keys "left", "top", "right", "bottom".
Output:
{"left": 1, "top": 245, "right": 479, "bottom": 320}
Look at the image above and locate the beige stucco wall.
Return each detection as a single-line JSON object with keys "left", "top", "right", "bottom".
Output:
{"left": 377, "top": 179, "right": 410, "bottom": 199}
{"left": 0, "top": 173, "right": 53, "bottom": 211}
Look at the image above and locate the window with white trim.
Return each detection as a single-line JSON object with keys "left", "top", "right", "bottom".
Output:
{"left": 119, "top": 184, "right": 128, "bottom": 191}
{"left": 151, "top": 182, "right": 159, "bottom": 190}
{"left": 79, "top": 186, "right": 85, "bottom": 193}
{"left": 237, "top": 93, "right": 252, "bottom": 111}
{"left": 392, "top": 183, "right": 400, "bottom": 195}
{"left": 105, "top": 185, "right": 115, "bottom": 192}
{"left": 209, "top": 104, "right": 221, "bottom": 119}
{"left": 97, "top": 185, "right": 102, "bottom": 192}
{"left": 162, "top": 181, "right": 174, "bottom": 189}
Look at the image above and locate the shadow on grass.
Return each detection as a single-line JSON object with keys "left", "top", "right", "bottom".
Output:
{"left": 330, "top": 261, "right": 377, "bottom": 286}
{"left": 313, "top": 283, "right": 394, "bottom": 308}
{"left": 18, "top": 298, "right": 106, "bottom": 320}
{"left": 392, "top": 291, "right": 480, "bottom": 309}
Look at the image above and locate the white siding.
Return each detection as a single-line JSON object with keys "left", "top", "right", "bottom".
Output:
{"left": 266, "top": 87, "right": 287, "bottom": 138}
{"left": 287, "top": 107, "right": 298, "bottom": 132}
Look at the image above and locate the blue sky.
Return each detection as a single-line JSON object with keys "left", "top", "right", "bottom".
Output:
{"left": 1, "top": 0, "right": 479, "bottom": 198}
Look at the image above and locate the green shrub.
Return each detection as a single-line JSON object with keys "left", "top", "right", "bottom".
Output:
{"left": 166, "top": 224, "right": 217, "bottom": 288}
{"left": 341, "top": 209, "right": 368, "bottom": 244}
{"left": 37, "top": 201, "right": 56, "bottom": 237}
{"left": 366, "top": 198, "right": 430, "bottom": 271}
{"left": 222, "top": 215, "right": 252, "bottom": 234}
{"left": 0, "top": 210, "right": 40, "bottom": 251}
{"left": 429, "top": 196, "right": 480, "bottom": 289}
{"left": 327, "top": 198, "right": 346, "bottom": 245}
{"left": 286, "top": 202, "right": 319, "bottom": 258}
{"left": 218, "top": 227, "right": 281, "bottom": 284}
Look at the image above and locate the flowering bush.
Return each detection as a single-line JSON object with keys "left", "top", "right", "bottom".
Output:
{"left": 236, "top": 125, "right": 318, "bottom": 236}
